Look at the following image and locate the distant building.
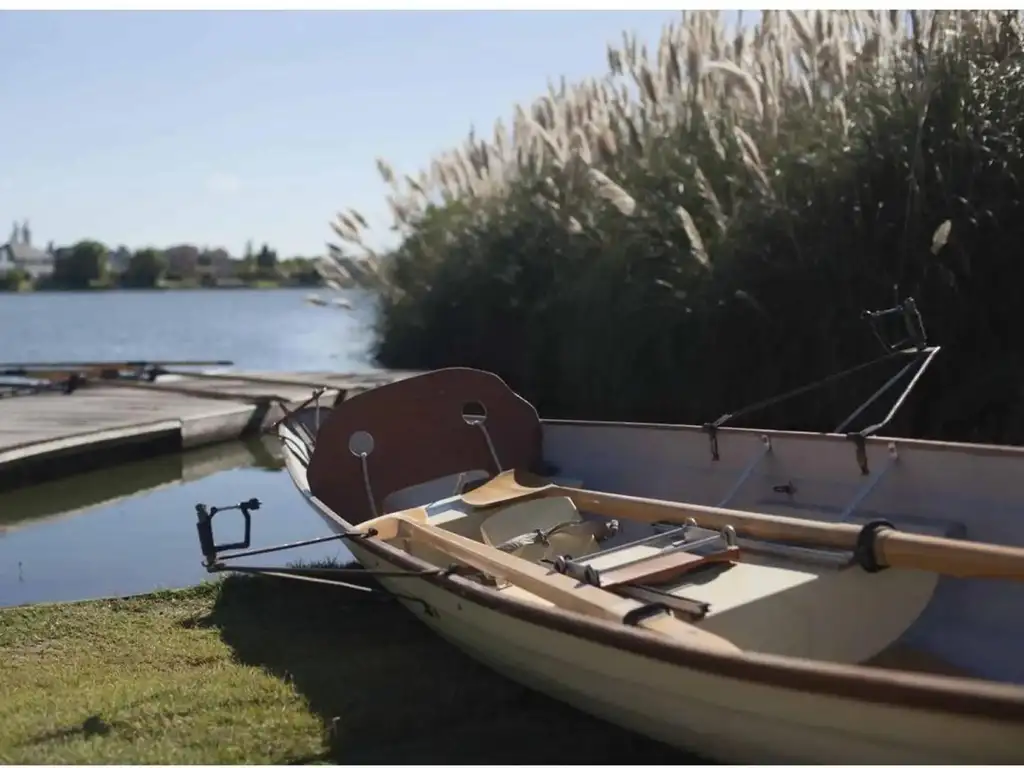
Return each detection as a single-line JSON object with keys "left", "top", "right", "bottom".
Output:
{"left": 196, "top": 247, "right": 235, "bottom": 280}
{"left": 162, "top": 244, "right": 201, "bottom": 278}
{"left": 163, "top": 244, "right": 236, "bottom": 281}
{"left": 107, "top": 246, "right": 133, "bottom": 275}
{"left": 0, "top": 220, "right": 54, "bottom": 280}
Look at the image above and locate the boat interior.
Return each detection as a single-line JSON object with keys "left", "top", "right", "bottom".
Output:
{"left": 284, "top": 365, "right": 1024, "bottom": 687}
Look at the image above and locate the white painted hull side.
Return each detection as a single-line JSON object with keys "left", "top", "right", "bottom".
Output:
{"left": 283, "top": 477, "right": 1023, "bottom": 765}
{"left": 540, "top": 420, "right": 1024, "bottom": 685}
{"left": 279, "top": 417, "right": 1024, "bottom": 764}
{"left": 344, "top": 536, "right": 1024, "bottom": 765}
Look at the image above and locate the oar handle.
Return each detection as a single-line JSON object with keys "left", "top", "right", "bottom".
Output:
{"left": 878, "top": 530, "right": 1024, "bottom": 581}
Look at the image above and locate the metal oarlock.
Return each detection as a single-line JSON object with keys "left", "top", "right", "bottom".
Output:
{"left": 191, "top": 494, "right": 453, "bottom": 616}
{"left": 195, "top": 498, "right": 262, "bottom": 568}
{"left": 194, "top": 495, "right": 384, "bottom": 571}
{"left": 702, "top": 298, "right": 940, "bottom": 458}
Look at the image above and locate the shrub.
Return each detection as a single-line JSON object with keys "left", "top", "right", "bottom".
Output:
{"left": 334, "top": 11, "right": 1024, "bottom": 445}
{"left": 0, "top": 268, "right": 29, "bottom": 291}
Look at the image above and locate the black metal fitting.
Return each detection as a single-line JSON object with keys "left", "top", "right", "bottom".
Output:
{"left": 195, "top": 497, "right": 262, "bottom": 568}
{"left": 853, "top": 519, "right": 896, "bottom": 573}
{"left": 623, "top": 602, "right": 672, "bottom": 626}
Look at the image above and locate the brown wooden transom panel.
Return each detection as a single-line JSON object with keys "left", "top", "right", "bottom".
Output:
{"left": 307, "top": 367, "right": 543, "bottom": 524}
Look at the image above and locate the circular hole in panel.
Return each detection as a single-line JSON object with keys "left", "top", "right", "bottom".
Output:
{"left": 348, "top": 430, "right": 375, "bottom": 457}
{"left": 462, "top": 400, "right": 487, "bottom": 427}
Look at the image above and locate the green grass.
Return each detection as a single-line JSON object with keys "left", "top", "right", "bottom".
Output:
{"left": 244, "top": 279, "right": 284, "bottom": 289}
{"left": 0, "top": 572, "right": 691, "bottom": 764}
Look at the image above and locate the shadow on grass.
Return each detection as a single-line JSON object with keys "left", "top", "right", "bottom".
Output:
{"left": 180, "top": 566, "right": 699, "bottom": 765}
{"left": 22, "top": 715, "right": 113, "bottom": 747}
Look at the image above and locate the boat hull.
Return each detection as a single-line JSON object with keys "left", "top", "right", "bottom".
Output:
{"left": 339, "top": 531, "right": 1024, "bottom": 764}
{"left": 275, "top": 394, "right": 1024, "bottom": 765}
{"left": 281, "top": 473, "right": 1023, "bottom": 764}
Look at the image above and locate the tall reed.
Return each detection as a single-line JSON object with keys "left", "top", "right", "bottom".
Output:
{"left": 332, "top": 11, "right": 1024, "bottom": 444}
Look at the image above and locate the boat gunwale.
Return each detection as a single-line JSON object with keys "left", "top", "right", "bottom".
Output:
{"left": 540, "top": 417, "right": 1024, "bottom": 459}
{"left": 278, "top": 419, "right": 1024, "bottom": 725}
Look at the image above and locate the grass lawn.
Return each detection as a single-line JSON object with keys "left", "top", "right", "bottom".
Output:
{"left": 0, "top": 573, "right": 693, "bottom": 764}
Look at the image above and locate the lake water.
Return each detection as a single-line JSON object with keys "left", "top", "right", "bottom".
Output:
{"left": 0, "top": 438, "right": 355, "bottom": 607}
{"left": 0, "top": 287, "right": 378, "bottom": 371}
{"left": 0, "top": 288, "right": 378, "bottom": 606}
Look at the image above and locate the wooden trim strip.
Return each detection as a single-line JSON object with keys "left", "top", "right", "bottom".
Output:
{"left": 540, "top": 417, "right": 1024, "bottom": 459}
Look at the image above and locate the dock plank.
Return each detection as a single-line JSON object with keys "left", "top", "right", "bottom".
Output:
{"left": 0, "top": 369, "right": 414, "bottom": 490}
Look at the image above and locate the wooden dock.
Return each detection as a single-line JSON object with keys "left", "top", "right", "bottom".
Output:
{"left": 0, "top": 369, "right": 412, "bottom": 491}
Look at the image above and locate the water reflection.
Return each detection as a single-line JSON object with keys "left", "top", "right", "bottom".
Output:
{"left": 0, "top": 439, "right": 353, "bottom": 607}
{"left": 0, "top": 438, "right": 280, "bottom": 533}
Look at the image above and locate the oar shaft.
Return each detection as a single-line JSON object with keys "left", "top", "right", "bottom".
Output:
{"left": 166, "top": 370, "right": 343, "bottom": 389}
{"left": 1, "top": 360, "right": 232, "bottom": 370}
{"left": 561, "top": 488, "right": 1024, "bottom": 582}
{"left": 878, "top": 530, "right": 1024, "bottom": 581}
{"left": 463, "top": 471, "right": 1024, "bottom": 582}
{"left": 1, "top": 361, "right": 234, "bottom": 382}
{"left": 394, "top": 514, "right": 738, "bottom": 651}
{"left": 0, "top": 369, "right": 83, "bottom": 382}
{"left": 395, "top": 514, "right": 630, "bottom": 620}
{"left": 563, "top": 487, "right": 862, "bottom": 550}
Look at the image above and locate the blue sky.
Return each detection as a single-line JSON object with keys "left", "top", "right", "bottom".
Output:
{"left": 0, "top": 10, "right": 696, "bottom": 258}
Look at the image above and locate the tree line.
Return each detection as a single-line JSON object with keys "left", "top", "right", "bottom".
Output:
{"left": 1, "top": 239, "right": 324, "bottom": 291}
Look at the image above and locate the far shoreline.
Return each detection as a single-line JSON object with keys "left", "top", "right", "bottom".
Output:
{"left": 0, "top": 282, "right": 340, "bottom": 294}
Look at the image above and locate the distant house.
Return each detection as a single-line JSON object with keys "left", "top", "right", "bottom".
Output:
{"left": 107, "top": 246, "right": 133, "bottom": 275}
{"left": 0, "top": 221, "right": 54, "bottom": 280}
{"left": 162, "top": 245, "right": 201, "bottom": 279}
{"left": 162, "top": 244, "right": 236, "bottom": 281}
{"left": 196, "top": 248, "right": 236, "bottom": 280}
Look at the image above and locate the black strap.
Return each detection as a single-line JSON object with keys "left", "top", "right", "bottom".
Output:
{"left": 853, "top": 519, "right": 896, "bottom": 573}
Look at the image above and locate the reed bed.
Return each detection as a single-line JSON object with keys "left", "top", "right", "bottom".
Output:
{"left": 333, "top": 11, "right": 1024, "bottom": 444}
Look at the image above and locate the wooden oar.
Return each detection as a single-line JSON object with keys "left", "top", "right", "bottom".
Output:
{"left": 2, "top": 359, "right": 232, "bottom": 371}
{"left": 0, "top": 360, "right": 234, "bottom": 385}
{"left": 460, "top": 470, "right": 1024, "bottom": 582}
{"left": 0, "top": 360, "right": 233, "bottom": 382}
{"left": 0, "top": 369, "right": 96, "bottom": 382}
{"left": 394, "top": 514, "right": 739, "bottom": 652}
{"left": 96, "top": 378, "right": 287, "bottom": 403}
{"left": 152, "top": 369, "right": 344, "bottom": 390}
{"left": 1, "top": 360, "right": 230, "bottom": 374}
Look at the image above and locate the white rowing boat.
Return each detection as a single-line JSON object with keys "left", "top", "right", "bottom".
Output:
{"left": 198, "top": 302, "right": 1024, "bottom": 763}
{"left": 263, "top": 365, "right": 1024, "bottom": 764}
